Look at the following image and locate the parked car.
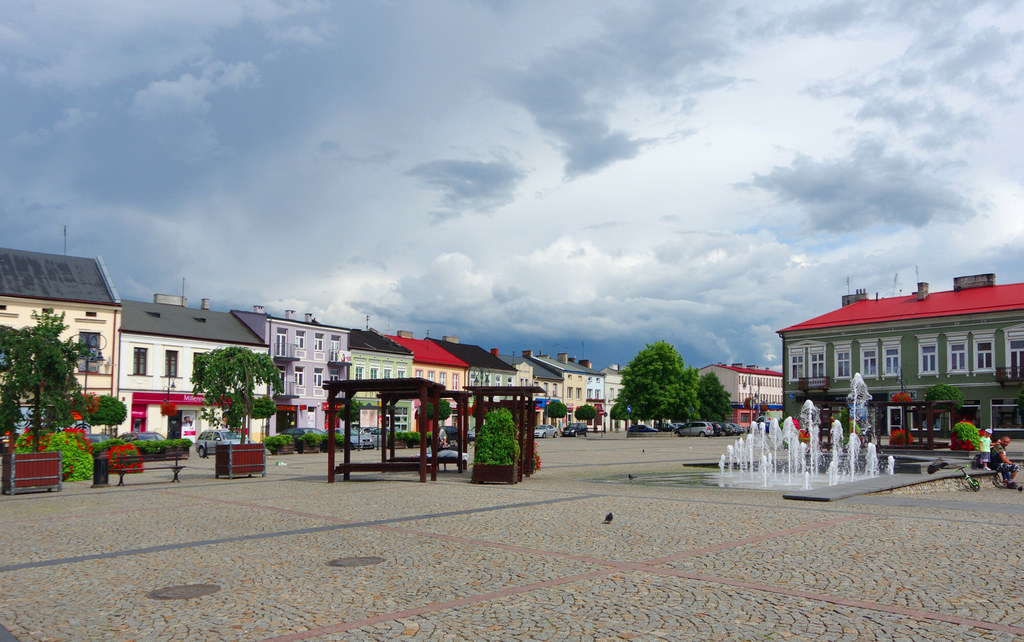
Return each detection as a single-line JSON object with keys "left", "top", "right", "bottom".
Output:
{"left": 673, "top": 422, "right": 715, "bottom": 437}
{"left": 85, "top": 433, "right": 113, "bottom": 444}
{"left": 723, "top": 422, "right": 744, "bottom": 436}
{"left": 710, "top": 422, "right": 727, "bottom": 436}
{"left": 562, "top": 423, "right": 588, "bottom": 437}
{"left": 332, "top": 429, "right": 374, "bottom": 450}
{"left": 194, "top": 430, "right": 242, "bottom": 458}
{"left": 534, "top": 424, "right": 557, "bottom": 438}
{"left": 656, "top": 422, "right": 675, "bottom": 432}
{"left": 118, "top": 431, "right": 166, "bottom": 442}
{"left": 627, "top": 424, "right": 658, "bottom": 433}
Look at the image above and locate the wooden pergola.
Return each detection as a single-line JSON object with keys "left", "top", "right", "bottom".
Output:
{"left": 466, "top": 385, "right": 545, "bottom": 480}
{"left": 814, "top": 400, "right": 948, "bottom": 449}
{"left": 323, "top": 378, "right": 469, "bottom": 483}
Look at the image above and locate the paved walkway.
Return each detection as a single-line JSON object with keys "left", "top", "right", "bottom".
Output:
{"left": 2, "top": 434, "right": 1024, "bottom": 640}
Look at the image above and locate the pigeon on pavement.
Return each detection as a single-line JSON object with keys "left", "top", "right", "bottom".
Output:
{"left": 627, "top": 474, "right": 636, "bottom": 480}
{"left": 927, "top": 458, "right": 950, "bottom": 475}
{"left": 603, "top": 513, "right": 613, "bottom": 524}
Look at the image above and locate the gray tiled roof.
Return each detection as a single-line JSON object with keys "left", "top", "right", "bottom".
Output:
{"left": 428, "top": 338, "right": 516, "bottom": 372}
{"left": 122, "top": 300, "right": 264, "bottom": 345}
{"left": 0, "top": 247, "right": 120, "bottom": 304}
{"left": 349, "top": 329, "right": 413, "bottom": 355}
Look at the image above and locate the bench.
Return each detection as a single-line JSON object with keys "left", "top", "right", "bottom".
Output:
{"left": 111, "top": 454, "right": 187, "bottom": 486}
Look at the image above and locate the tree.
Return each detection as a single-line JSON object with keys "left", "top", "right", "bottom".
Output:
{"left": 191, "top": 347, "right": 283, "bottom": 443}
{"left": 90, "top": 395, "right": 128, "bottom": 433}
{"left": 924, "top": 383, "right": 964, "bottom": 410}
{"left": 609, "top": 402, "right": 629, "bottom": 421}
{"left": 0, "top": 310, "right": 87, "bottom": 451}
{"left": 574, "top": 404, "right": 597, "bottom": 422}
{"left": 546, "top": 400, "right": 568, "bottom": 421}
{"left": 617, "top": 341, "right": 699, "bottom": 424}
{"left": 697, "top": 372, "right": 732, "bottom": 421}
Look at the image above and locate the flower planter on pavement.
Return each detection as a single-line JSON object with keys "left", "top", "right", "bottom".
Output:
{"left": 2, "top": 452, "right": 63, "bottom": 495}
{"left": 471, "top": 463, "right": 517, "bottom": 484}
{"left": 215, "top": 443, "right": 267, "bottom": 479}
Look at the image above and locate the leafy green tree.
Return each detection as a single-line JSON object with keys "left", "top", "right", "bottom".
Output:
{"left": 90, "top": 395, "right": 128, "bottom": 433}
{"left": 697, "top": 372, "right": 732, "bottom": 421}
{"left": 191, "top": 347, "right": 283, "bottom": 443}
{"left": 609, "top": 402, "right": 628, "bottom": 421}
{"left": 545, "top": 400, "right": 568, "bottom": 421}
{"left": 574, "top": 404, "right": 597, "bottom": 421}
{"left": 0, "top": 310, "right": 87, "bottom": 451}
{"left": 424, "top": 400, "right": 453, "bottom": 422}
{"left": 618, "top": 341, "right": 699, "bottom": 423}
{"left": 924, "top": 383, "right": 964, "bottom": 410}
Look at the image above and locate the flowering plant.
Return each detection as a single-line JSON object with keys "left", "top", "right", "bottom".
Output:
{"left": 891, "top": 392, "right": 912, "bottom": 403}
{"left": 889, "top": 429, "right": 914, "bottom": 446}
{"left": 951, "top": 420, "right": 980, "bottom": 451}
{"left": 160, "top": 401, "right": 178, "bottom": 417}
{"left": 72, "top": 393, "right": 101, "bottom": 417}
{"left": 797, "top": 429, "right": 810, "bottom": 444}
{"left": 108, "top": 444, "right": 144, "bottom": 473}
{"left": 533, "top": 448, "right": 541, "bottom": 471}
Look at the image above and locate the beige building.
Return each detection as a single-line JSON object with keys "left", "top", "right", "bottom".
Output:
{"left": 699, "top": 363, "right": 783, "bottom": 425}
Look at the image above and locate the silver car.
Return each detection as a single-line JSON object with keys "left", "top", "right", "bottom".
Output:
{"left": 534, "top": 424, "right": 557, "bottom": 438}
{"left": 195, "top": 430, "right": 242, "bottom": 458}
{"left": 673, "top": 421, "right": 715, "bottom": 437}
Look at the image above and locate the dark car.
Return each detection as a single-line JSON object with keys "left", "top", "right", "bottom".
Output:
{"left": 562, "top": 423, "right": 588, "bottom": 437}
{"left": 627, "top": 424, "right": 658, "bottom": 433}
{"left": 85, "top": 433, "right": 113, "bottom": 444}
{"left": 118, "top": 431, "right": 166, "bottom": 442}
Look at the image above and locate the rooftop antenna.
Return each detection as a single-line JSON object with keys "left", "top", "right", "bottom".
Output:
{"left": 891, "top": 273, "right": 899, "bottom": 297}
{"left": 181, "top": 278, "right": 186, "bottom": 300}
{"left": 63, "top": 225, "right": 67, "bottom": 255}
{"left": 846, "top": 276, "right": 850, "bottom": 294}
{"left": 915, "top": 265, "right": 920, "bottom": 283}
{"left": 365, "top": 315, "right": 370, "bottom": 331}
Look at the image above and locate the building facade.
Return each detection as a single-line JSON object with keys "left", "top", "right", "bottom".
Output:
{"left": 778, "top": 274, "right": 1024, "bottom": 436}
{"left": 348, "top": 329, "right": 414, "bottom": 430}
{"left": 698, "top": 363, "right": 783, "bottom": 425}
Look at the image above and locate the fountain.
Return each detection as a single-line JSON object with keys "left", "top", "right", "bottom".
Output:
{"left": 716, "top": 373, "right": 892, "bottom": 490}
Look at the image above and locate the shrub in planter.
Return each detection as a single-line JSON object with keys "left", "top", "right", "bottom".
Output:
{"left": 264, "top": 434, "right": 292, "bottom": 454}
{"left": 301, "top": 432, "right": 324, "bottom": 447}
{"left": 396, "top": 431, "right": 423, "bottom": 448}
{"left": 473, "top": 409, "right": 519, "bottom": 466}
{"left": 951, "top": 421, "right": 980, "bottom": 451}
{"left": 889, "top": 429, "right": 914, "bottom": 446}
{"left": 108, "top": 444, "right": 143, "bottom": 474}
{"left": 15, "top": 431, "right": 52, "bottom": 453}
{"left": 45, "top": 429, "right": 94, "bottom": 482}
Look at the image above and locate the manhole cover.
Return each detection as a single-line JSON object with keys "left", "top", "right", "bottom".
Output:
{"left": 327, "top": 556, "right": 385, "bottom": 568}
{"left": 147, "top": 584, "right": 221, "bottom": 600}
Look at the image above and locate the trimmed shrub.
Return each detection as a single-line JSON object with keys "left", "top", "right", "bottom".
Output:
{"left": 473, "top": 408, "right": 519, "bottom": 466}
{"left": 46, "top": 430, "right": 94, "bottom": 482}
{"left": 264, "top": 434, "right": 292, "bottom": 454}
{"left": 951, "top": 421, "right": 980, "bottom": 451}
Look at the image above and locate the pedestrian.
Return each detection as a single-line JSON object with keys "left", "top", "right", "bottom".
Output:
{"left": 979, "top": 428, "right": 992, "bottom": 470}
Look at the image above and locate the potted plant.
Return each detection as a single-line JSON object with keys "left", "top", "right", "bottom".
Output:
{"left": 264, "top": 434, "right": 294, "bottom": 455}
{"left": 298, "top": 431, "right": 323, "bottom": 453}
{"left": 472, "top": 408, "right": 520, "bottom": 484}
{"left": 951, "top": 421, "right": 980, "bottom": 451}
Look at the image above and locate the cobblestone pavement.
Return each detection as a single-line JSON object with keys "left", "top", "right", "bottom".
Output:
{"left": 3, "top": 434, "right": 1024, "bottom": 641}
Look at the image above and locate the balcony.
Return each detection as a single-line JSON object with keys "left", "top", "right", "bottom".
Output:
{"left": 273, "top": 341, "right": 298, "bottom": 362}
{"left": 327, "top": 350, "right": 349, "bottom": 366}
{"left": 797, "top": 376, "right": 831, "bottom": 392}
{"left": 274, "top": 381, "right": 298, "bottom": 399}
{"left": 996, "top": 366, "right": 1024, "bottom": 384}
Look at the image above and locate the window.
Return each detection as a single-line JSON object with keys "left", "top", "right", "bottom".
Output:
{"left": 884, "top": 346, "right": 900, "bottom": 376}
{"left": 861, "top": 348, "right": 877, "bottom": 377}
{"left": 835, "top": 349, "right": 851, "bottom": 379}
{"left": 313, "top": 367, "right": 324, "bottom": 388}
{"left": 329, "top": 368, "right": 339, "bottom": 381}
{"left": 314, "top": 333, "right": 324, "bottom": 351}
{"left": 809, "top": 352, "right": 825, "bottom": 378}
{"left": 383, "top": 367, "right": 392, "bottom": 379}
{"left": 295, "top": 331, "right": 305, "bottom": 349}
{"left": 165, "top": 350, "right": 179, "bottom": 378}
{"left": 397, "top": 367, "right": 407, "bottom": 378}
{"left": 415, "top": 369, "right": 423, "bottom": 378}
{"left": 949, "top": 341, "right": 967, "bottom": 372}
{"left": 427, "top": 371, "right": 435, "bottom": 382}
{"left": 552, "top": 384, "right": 558, "bottom": 397}
{"left": 976, "top": 339, "right": 994, "bottom": 371}
{"left": 354, "top": 366, "right": 364, "bottom": 380}
{"left": 294, "top": 366, "right": 305, "bottom": 388}
{"left": 920, "top": 344, "right": 937, "bottom": 375}
{"left": 790, "top": 353, "right": 804, "bottom": 380}
{"left": 331, "top": 337, "right": 340, "bottom": 353}
{"left": 452, "top": 373, "right": 458, "bottom": 389}
{"left": 369, "top": 367, "right": 378, "bottom": 379}
{"left": 1010, "top": 339, "right": 1024, "bottom": 369}
{"left": 275, "top": 328, "right": 289, "bottom": 357}
{"left": 440, "top": 372, "right": 447, "bottom": 385}
{"left": 133, "top": 348, "right": 148, "bottom": 375}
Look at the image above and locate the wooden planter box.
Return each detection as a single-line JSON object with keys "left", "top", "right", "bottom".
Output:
{"left": 269, "top": 443, "right": 295, "bottom": 455}
{"left": 472, "top": 463, "right": 517, "bottom": 484}
{"left": 2, "top": 452, "right": 63, "bottom": 495}
{"left": 295, "top": 440, "right": 322, "bottom": 454}
{"left": 140, "top": 448, "right": 190, "bottom": 461}
{"left": 215, "top": 443, "right": 266, "bottom": 479}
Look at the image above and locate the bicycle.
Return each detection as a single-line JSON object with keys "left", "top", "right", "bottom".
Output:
{"left": 956, "top": 466, "right": 981, "bottom": 492}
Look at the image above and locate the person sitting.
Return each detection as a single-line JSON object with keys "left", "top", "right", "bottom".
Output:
{"left": 991, "top": 435, "right": 1019, "bottom": 488}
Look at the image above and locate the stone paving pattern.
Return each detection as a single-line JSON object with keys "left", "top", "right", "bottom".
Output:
{"left": 2, "top": 434, "right": 1024, "bottom": 641}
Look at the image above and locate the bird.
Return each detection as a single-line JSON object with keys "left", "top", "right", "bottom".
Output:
{"left": 927, "top": 458, "right": 950, "bottom": 475}
{"left": 628, "top": 474, "right": 636, "bottom": 480}
{"left": 603, "top": 512, "right": 613, "bottom": 524}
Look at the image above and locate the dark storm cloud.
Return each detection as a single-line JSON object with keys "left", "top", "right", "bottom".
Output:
{"left": 748, "top": 140, "right": 973, "bottom": 231}
{"left": 407, "top": 158, "right": 525, "bottom": 220}
{"left": 490, "top": 1, "right": 735, "bottom": 178}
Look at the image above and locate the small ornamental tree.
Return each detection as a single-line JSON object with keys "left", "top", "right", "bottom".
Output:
{"left": 574, "top": 404, "right": 597, "bottom": 422}
{"left": 473, "top": 408, "right": 519, "bottom": 466}
{"left": 546, "top": 401, "right": 568, "bottom": 422}
{"left": 191, "top": 347, "right": 283, "bottom": 444}
{"left": 609, "top": 402, "right": 628, "bottom": 422}
{"left": 951, "top": 421, "right": 980, "bottom": 451}
{"left": 924, "top": 383, "right": 964, "bottom": 410}
{"left": 91, "top": 395, "right": 128, "bottom": 433}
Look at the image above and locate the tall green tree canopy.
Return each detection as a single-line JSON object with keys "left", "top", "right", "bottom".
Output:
{"left": 0, "top": 310, "right": 87, "bottom": 450}
{"left": 574, "top": 404, "right": 597, "bottom": 421}
{"left": 91, "top": 395, "right": 128, "bottom": 431}
{"left": 545, "top": 400, "right": 568, "bottom": 420}
{"left": 191, "top": 347, "right": 283, "bottom": 443}
{"left": 697, "top": 372, "right": 732, "bottom": 421}
{"left": 618, "top": 341, "right": 699, "bottom": 422}
{"left": 924, "top": 383, "right": 964, "bottom": 410}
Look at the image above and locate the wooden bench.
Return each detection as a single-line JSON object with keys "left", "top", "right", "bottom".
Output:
{"left": 112, "top": 454, "right": 187, "bottom": 486}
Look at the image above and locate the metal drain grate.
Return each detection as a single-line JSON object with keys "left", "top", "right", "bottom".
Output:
{"left": 327, "top": 556, "right": 385, "bottom": 568}
{"left": 147, "top": 584, "right": 221, "bottom": 600}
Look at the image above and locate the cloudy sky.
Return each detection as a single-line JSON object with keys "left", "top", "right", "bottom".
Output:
{"left": 4, "top": 0, "right": 1024, "bottom": 372}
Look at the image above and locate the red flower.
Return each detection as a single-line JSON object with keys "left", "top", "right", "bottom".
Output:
{"left": 160, "top": 401, "right": 178, "bottom": 416}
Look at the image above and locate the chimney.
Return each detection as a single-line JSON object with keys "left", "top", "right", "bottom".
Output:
{"left": 442, "top": 335, "right": 459, "bottom": 343}
{"left": 608, "top": 364, "right": 619, "bottom": 371}
{"left": 954, "top": 273, "right": 996, "bottom": 291}
{"left": 397, "top": 330, "right": 414, "bottom": 339}
{"left": 557, "top": 353, "right": 569, "bottom": 363}
{"left": 201, "top": 298, "right": 210, "bottom": 310}
{"left": 568, "top": 357, "right": 576, "bottom": 363}
{"left": 539, "top": 353, "right": 549, "bottom": 358}
{"left": 522, "top": 350, "right": 533, "bottom": 357}
{"left": 842, "top": 289, "right": 869, "bottom": 307}
{"left": 731, "top": 363, "right": 742, "bottom": 367}
{"left": 491, "top": 348, "right": 499, "bottom": 356}
{"left": 285, "top": 309, "right": 296, "bottom": 320}
{"left": 580, "top": 359, "right": 591, "bottom": 368}
{"left": 916, "top": 282, "right": 929, "bottom": 301}
{"left": 305, "top": 313, "right": 314, "bottom": 323}
{"left": 253, "top": 305, "right": 265, "bottom": 314}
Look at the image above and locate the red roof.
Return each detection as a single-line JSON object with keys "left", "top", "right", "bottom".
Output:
{"left": 704, "top": 364, "right": 781, "bottom": 377}
{"left": 387, "top": 335, "right": 469, "bottom": 368}
{"left": 779, "top": 283, "right": 1024, "bottom": 333}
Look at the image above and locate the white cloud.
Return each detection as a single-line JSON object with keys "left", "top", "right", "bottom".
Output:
{"left": 132, "top": 60, "right": 258, "bottom": 118}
